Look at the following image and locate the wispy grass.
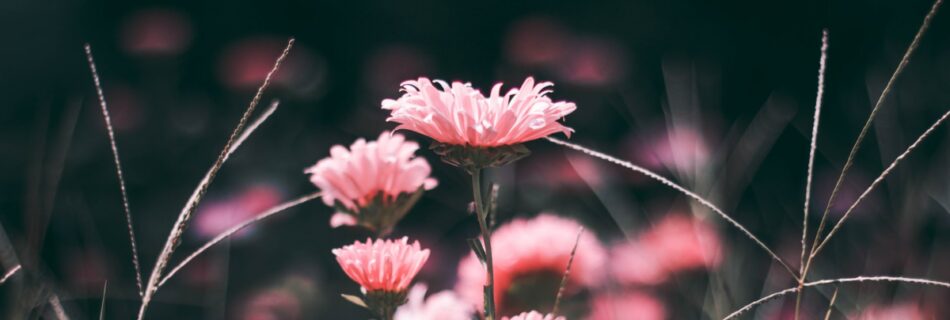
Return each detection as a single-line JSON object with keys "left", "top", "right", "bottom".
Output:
{"left": 136, "top": 38, "right": 295, "bottom": 320}
{"left": 822, "top": 287, "right": 838, "bottom": 320}
{"left": 800, "top": 28, "right": 828, "bottom": 275}
{"left": 99, "top": 281, "right": 108, "bottom": 320}
{"left": 552, "top": 226, "right": 583, "bottom": 316}
{"left": 158, "top": 191, "right": 322, "bottom": 287}
{"left": 545, "top": 136, "right": 800, "bottom": 281}
{"left": 795, "top": 1, "right": 942, "bottom": 318}
{"left": 811, "top": 109, "right": 950, "bottom": 257}
{"left": 0, "top": 264, "right": 21, "bottom": 285}
{"left": 84, "top": 44, "right": 145, "bottom": 297}
{"left": 794, "top": 28, "right": 829, "bottom": 320}
{"left": 808, "top": 0, "right": 942, "bottom": 268}
{"left": 723, "top": 276, "right": 950, "bottom": 319}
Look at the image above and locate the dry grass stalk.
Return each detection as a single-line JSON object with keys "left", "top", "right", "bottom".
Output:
{"left": 724, "top": 276, "right": 950, "bottom": 319}
{"left": 158, "top": 191, "right": 322, "bottom": 287}
{"left": 545, "top": 136, "right": 800, "bottom": 281}
{"left": 83, "top": 44, "right": 144, "bottom": 297}
{"left": 137, "top": 38, "right": 295, "bottom": 320}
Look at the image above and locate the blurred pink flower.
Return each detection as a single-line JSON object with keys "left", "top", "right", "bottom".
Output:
{"left": 505, "top": 17, "right": 569, "bottom": 67}
{"left": 456, "top": 214, "right": 606, "bottom": 311}
{"left": 333, "top": 237, "right": 430, "bottom": 293}
{"left": 241, "top": 289, "right": 302, "bottom": 320}
{"left": 611, "top": 214, "right": 722, "bottom": 285}
{"left": 193, "top": 184, "right": 282, "bottom": 239}
{"left": 121, "top": 8, "right": 192, "bottom": 56}
{"left": 607, "top": 242, "right": 667, "bottom": 285}
{"left": 394, "top": 284, "right": 474, "bottom": 320}
{"left": 305, "top": 131, "right": 436, "bottom": 232}
{"left": 555, "top": 38, "right": 627, "bottom": 86}
{"left": 382, "top": 77, "right": 577, "bottom": 147}
{"left": 587, "top": 291, "right": 666, "bottom": 320}
{"left": 503, "top": 311, "right": 566, "bottom": 320}
{"left": 365, "top": 45, "right": 433, "bottom": 95}
{"left": 219, "top": 38, "right": 325, "bottom": 95}
{"left": 524, "top": 153, "right": 606, "bottom": 188}
{"left": 849, "top": 302, "right": 928, "bottom": 320}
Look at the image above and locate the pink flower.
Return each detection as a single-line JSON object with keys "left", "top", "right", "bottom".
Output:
{"left": 503, "top": 311, "right": 565, "bottom": 320}
{"left": 306, "top": 131, "right": 437, "bottom": 233}
{"left": 587, "top": 291, "right": 666, "bottom": 320}
{"left": 332, "top": 237, "right": 430, "bottom": 293}
{"left": 382, "top": 77, "right": 577, "bottom": 147}
{"left": 394, "top": 284, "right": 474, "bottom": 320}
{"left": 610, "top": 214, "right": 722, "bottom": 285}
{"left": 456, "top": 214, "right": 606, "bottom": 313}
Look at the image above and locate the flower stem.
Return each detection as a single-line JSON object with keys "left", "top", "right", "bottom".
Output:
{"left": 471, "top": 169, "right": 496, "bottom": 320}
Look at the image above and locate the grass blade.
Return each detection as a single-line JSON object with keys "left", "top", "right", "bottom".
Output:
{"left": 546, "top": 136, "right": 799, "bottom": 281}
{"left": 157, "top": 192, "right": 321, "bottom": 287}
{"left": 84, "top": 44, "right": 145, "bottom": 297}
{"left": 137, "top": 38, "right": 295, "bottom": 320}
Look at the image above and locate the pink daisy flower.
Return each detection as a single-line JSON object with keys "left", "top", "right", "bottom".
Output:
{"left": 382, "top": 77, "right": 577, "bottom": 171}
{"left": 456, "top": 214, "right": 606, "bottom": 315}
{"left": 332, "top": 237, "right": 430, "bottom": 293}
{"left": 394, "top": 284, "right": 474, "bottom": 320}
{"left": 305, "top": 131, "right": 437, "bottom": 234}
{"left": 382, "top": 77, "right": 576, "bottom": 147}
{"left": 503, "top": 311, "right": 566, "bottom": 320}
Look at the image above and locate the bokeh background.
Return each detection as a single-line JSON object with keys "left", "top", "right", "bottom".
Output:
{"left": 1, "top": 0, "right": 949, "bottom": 318}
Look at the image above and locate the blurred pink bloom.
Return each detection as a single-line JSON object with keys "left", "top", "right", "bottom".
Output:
{"left": 524, "top": 153, "right": 606, "bottom": 188}
{"left": 587, "top": 291, "right": 666, "bottom": 320}
{"left": 555, "top": 38, "right": 627, "bottom": 86}
{"left": 365, "top": 45, "right": 434, "bottom": 95}
{"left": 382, "top": 77, "right": 577, "bottom": 147}
{"left": 505, "top": 17, "right": 569, "bottom": 66}
{"left": 241, "top": 289, "right": 302, "bottom": 320}
{"left": 624, "top": 127, "right": 711, "bottom": 177}
{"left": 193, "top": 184, "right": 282, "bottom": 239}
{"left": 503, "top": 311, "right": 566, "bottom": 320}
{"left": 394, "top": 284, "right": 474, "bottom": 320}
{"left": 611, "top": 214, "right": 722, "bottom": 285}
{"left": 305, "top": 131, "right": 437, "bottom": 230}
{"left": 849, "top": 302, "right": 928, "bottom": 320}
{"left": 219, "top": 37, "right": 324, "bottom": 95}
{"left": 333, "top": 237, "right": 430, "bottom": 292}
{"left": 607, "top": 242, "right": 667, "bottom": 285}
{"left": 456, "top": 214, "right": 607, "bottom": 310}
{"left": 121, "top": 8, "right": 192, "bottom": 56}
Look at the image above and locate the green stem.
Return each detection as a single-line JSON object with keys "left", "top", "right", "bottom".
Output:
{"left": 471, "top": 169, "right": 496, "bottom": 320}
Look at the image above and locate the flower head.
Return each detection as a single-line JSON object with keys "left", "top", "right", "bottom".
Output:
{"left": 306, "top": 131, "right": 437, "bottom": 234}
{"left": 503, "top": 311, "right": 565, "bottom": 320}
{"left": 456, "top": 214, "right": 606, "bottom": 314}
{"left": 383, "top": 77, "right": 576, "bottom": 147}
{"left": 332, "top": 237, "right": 430, "bottom": 293}
{"left": 383, "top": 77, "right": 576, "bottom": 171}
{"left": 394, "top": 284, "right": 474, "bottom": 320}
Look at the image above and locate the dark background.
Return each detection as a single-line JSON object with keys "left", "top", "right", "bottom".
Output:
{"left": 1, "top": 0, "right": 949, "bottom": 318}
